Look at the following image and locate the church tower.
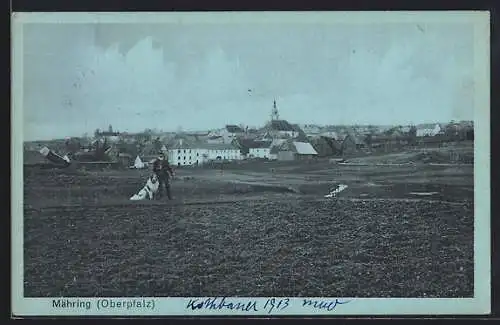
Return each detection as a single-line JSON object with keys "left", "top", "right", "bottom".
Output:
{"left": 265, "top": 99, "right": 280, "bottom": 141}
{"left": 271, "top": 99, "right": 280, "bottom": 121}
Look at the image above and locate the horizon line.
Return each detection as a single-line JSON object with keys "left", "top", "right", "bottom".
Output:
{"left": 23, "top": 119, "right": 473, "bottom": 142}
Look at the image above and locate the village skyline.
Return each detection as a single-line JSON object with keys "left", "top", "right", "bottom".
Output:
{"left": 22, "top": 21, "right": 474, "bottom": 141}
{"left": 23, "top": 118, "right": 474, "bottom": 142}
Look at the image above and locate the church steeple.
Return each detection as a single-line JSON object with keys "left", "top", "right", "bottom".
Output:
{"left": 271, "top": 99, "right": 280, "bottom": 121}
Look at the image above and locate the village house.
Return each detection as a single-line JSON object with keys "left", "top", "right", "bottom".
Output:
{"left": 248, "top": 141, "right": 272, "bottom": 159}
{"left": 369, "top": 134, "right": 411, "bottom": 153}
{"left": 416, "top": 123, "right": 443, "bottom": 137}
{"left": 208, "top": 125, "right": 245, "bottom": 144}
{"left": 342, "top": 133, "right": 367, "bottom": 155}
{"left": 310, "top": 136, "right": 343, "bottom": 157}
{"left": 291, "top": 124, "right": 309, "bottom": 141}
{"left": 232, "top": 138, "right": 269, "bottom": 159}
{"left": 272, "top": 139, "right": 318, "bottom": 161}
{"left": 442, "top": 122, "right": 474, "bottom": 141}
{"left": 268, "top": 139, "right": 287, "bottom": 160}
{"left": 303, "top": 124, "right": 323, "bottom": 137}
{"left": 416, "top": 133, "right": 455, "bottom": 147}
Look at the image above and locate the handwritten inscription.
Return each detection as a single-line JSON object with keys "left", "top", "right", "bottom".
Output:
{"left": 187, "top": 297, "right": 258, "bottom": 312}
{"left": 262, "top": 298, "right": 290, "bottom": 314}
{"left": 186, "top": 297, "right": 349, "bottom": 314}
{"left": 302, "top": 298, "right": 350, "bottom": 311}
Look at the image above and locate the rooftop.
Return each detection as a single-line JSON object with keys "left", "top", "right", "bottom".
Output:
{"left": 319, "top": 136, "right": 342, "bottom": 150}
{"left": 268, "top": 120, "right": 295, "bottom": 132}
{"left": 226, "top": 125, "right": 245, "bottom": 133}
{"left": 166, "top": 138, "right": 238, "bottom": 150}
{"left": 344, "top": 133, "right": 366, "bottom": 145}
{"left": 292, "top": 141, "right": 318, "bottom": 155}
{"left": 236, "top": 138, "right": 272, "bottom": 150}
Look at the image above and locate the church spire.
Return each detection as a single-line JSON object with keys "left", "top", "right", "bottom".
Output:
{"left": 271, "top": 99, "right": 280, "bottom": 121}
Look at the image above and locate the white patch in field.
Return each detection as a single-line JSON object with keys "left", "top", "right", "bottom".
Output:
{"left": 324, "top": 184, "right": 348, "bottom": 198}
{"left": 39, "top": 146, "right": 50, "bottom": 157}
{"left": 409, "top": 192, "right": 439, "bottom": 196}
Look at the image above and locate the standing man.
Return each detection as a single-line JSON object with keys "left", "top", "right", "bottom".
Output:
{"left": 152, "top": 152, "right": 175, "bottom": 200}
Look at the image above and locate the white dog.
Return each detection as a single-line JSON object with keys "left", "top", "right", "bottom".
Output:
{"left": 130, "top": 174, "right": 160, "bottom": 200}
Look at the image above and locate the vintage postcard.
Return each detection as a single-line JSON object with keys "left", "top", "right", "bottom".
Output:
{"left": 11, "top": 11, "right": 490, "bottom": 316}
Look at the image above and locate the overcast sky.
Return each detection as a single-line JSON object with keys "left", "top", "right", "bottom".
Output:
{"left": 21, "top": 20, "right": 475, "bottom": 140}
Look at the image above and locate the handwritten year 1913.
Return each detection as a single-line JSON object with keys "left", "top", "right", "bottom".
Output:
{"left": 262, "top": 298, "right": 290, "bottom": 314}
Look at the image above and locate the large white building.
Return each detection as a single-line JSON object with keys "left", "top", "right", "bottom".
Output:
{"left": 165, "top": 137, "right": 242, "bottom": 166}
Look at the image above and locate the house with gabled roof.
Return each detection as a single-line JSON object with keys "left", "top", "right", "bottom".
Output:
{"left": 268, "top": 138, "right": 287, "bottom": 160}
{"left": 342, "top": 132, "right": 367, "bottom": 154}
{"left": 310, "top": 136, "right": 343, "bottom": 157}
{"left": 206, "top": 125, "right": 245, "bottom": 144}
{"left": 225, "top": 125, "right": 245, "bottom": 134}
{"left": 232, "top": 138, "right": 273, "bottom": 159}
{"left": 272, "top": 139, "right": 318, "bottom": 161}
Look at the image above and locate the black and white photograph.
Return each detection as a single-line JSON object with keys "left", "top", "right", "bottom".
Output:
{"left": 12, "top": 11, "right": 490, "bottom": 316}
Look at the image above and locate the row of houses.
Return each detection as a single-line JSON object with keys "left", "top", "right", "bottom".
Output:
{"left": 75, "top": 119, "right": 474, "bottom": 166}
{"left": 306, "top": 126, "right": 474, "bottom": 158}
{"left": 301, "top": 122, "right": 474, "bottom": 141}
{"left": 27, "top": 112, "right": 473, "bottom": 166}
{"left": 160, "top": 135, "right": 319, "bottom": 166}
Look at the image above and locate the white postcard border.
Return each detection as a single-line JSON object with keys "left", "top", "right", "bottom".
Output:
{"left": 11, "top": 11, "right": 491, "bottom": 316}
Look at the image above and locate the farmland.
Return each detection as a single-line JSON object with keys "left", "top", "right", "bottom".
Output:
{"left": 22, "top": 147, "right": 474, "bottom": 298}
